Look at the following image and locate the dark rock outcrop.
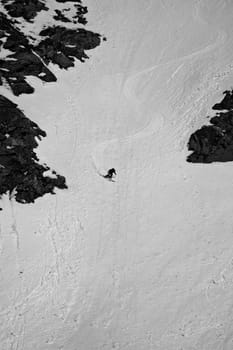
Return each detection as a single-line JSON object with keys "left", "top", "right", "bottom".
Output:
{"left": 212, "top": 90, "right": 233, "bottom": 111}
{"left": 0, "top": 95, "right": 67, "bottom": 204}
{"left": 53, "top": 9, "right": 72, "bottom": 23}
{"left": 0, "top": 8, "right": 101, "bottom": 95}
{"left": 0, "top": 13, "right": 57, "bottom": 96}
{"left": 187, "top": 90, "right": 233, "bottom": 163}
{"left": 35, "top": 26, "right": 101, "bottom": 68}
{"left": 2, "top": 0, "right": 48, "bottom": 22}
{"left": 73, "top": 4, "right": 88, "bottom": 25}
{"left": 0, "top": 0, "right": 104, "bottom": 209}
{"left": 2, "top": 0, "right": 88, "bottom": 26}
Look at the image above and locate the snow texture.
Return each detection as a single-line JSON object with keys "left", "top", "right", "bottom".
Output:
{"left": 1, "top": 0, "right": 233, "bottom": 349}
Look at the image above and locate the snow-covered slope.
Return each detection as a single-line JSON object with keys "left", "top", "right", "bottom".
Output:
{"left": 1, "top": 0, "right": 233, "bottom": 349}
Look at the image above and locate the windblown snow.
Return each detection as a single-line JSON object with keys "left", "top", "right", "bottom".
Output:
{"left": 1, "top": 0, "right": 233, "bottom": 349}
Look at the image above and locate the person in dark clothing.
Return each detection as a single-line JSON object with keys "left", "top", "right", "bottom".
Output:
{"left": 103, "top": 168, "right": 116, "bottom": 180}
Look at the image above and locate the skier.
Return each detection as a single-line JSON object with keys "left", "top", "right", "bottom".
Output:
{"left": 91, "top": 157, "right": 116, "bottom": 182}
{"left": 103, "top": 168, "right": 116, "bottom": 181}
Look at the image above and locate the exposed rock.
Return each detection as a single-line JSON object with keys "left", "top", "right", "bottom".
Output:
{"left": 0, "top": 13, "right": 57, "bottom": 96}
{"left": 187, "top": 90, "right": 233, "bottom": 163}
{"left": 35, "top": 26, "right": 101, "bottom": 67}
{"left": 53, "top": 9, "right": 72, "bottom": 23}
{"left": 54, "top": 0, "right": 87, "bottom": 24}
{"left": 73, "top": 4, "right": 88, "bottom": 25}
{"left": 212, "top": 90, "right": 233, "bottom": 110}
{"left": 2, "top": 0, "right": 48, "bottom": 22}
{"left": 0, "top": 95, "right": 67, "bottom": 204}
{"left": 0, "top": 7, "right": 102, "bottom": 95}
{"left": 0, "top": 0, "right": 103, "bottom": 209}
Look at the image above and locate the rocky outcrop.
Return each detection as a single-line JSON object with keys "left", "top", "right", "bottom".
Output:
{"left": 212, "top": 90, "right": 233, "bottom": 111}
{"left": 73, "top": 4, "right": 88, "bottom": 25}
{"left": 35, "top": 26, "right": 101, "bottom": 68}
{"left": 0, "top": 8, "right": 101, "bottom": 95}
{"left": 2, "top": 0, "right": 88, "bottom": 25}
{"left": 187, "top": 90, "right": 233, "bottom": 163}
{"left": 53, "top": 9, "right": 72, "bottom": 23}
{"left": 0, "top": 13, "right": 57, "bottom": 96}
{"left": 2, "top": 0, "right": 48, "bottom": 22}
{"left": 0, "top": 0, "right": 103, "bottom": 209}
{"left": 0, "top": 95, "right": 67, "bottom": 206}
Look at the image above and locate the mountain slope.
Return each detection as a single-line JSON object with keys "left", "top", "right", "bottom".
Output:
{"left": 1, "top": 1, "right": 233, "bottom": 349}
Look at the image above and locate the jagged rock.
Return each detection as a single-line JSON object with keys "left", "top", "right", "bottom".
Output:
{"left": 54, "top": 0, "right": 87, "bottom": 24}
{"left": 187, "top": 90, "right": 233, "bottom": 163}
{"left": 73, "top": 4, "right": 88, "bottom": 25}
{"left": 0, "top": 13, "right": 57, "bottom": 95}
{"left": 0, "top": 5, "right": 102, "bottom": 95}
{"left": 53, "top": 9, "right": 72, "bottom": 23}
{"left": 0, "top": 0, "right": 103, "bottom": 209}
{"left": 2, "top": 0, "right": 48, "bottom": 22}
{"left": 0, "top": 95, "right": 67, "bottom": 204}
{"left": 35, "top": 26, "right": 101, "bottom": 67}
{"left": 212, "top": 90, "right": 233, "bottom": 110}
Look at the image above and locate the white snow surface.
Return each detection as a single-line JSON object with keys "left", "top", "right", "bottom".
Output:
{"left": 1, "top": 1, "right": 233, "bottom": 349}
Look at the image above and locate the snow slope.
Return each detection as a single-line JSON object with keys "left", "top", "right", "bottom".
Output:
{"left": 1, "top": 0, "right": 233, "bottom": 349}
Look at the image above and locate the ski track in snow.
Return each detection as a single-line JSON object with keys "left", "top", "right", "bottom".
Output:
{"left": 91, "top": 25, "right": 225, "bottom": 174}
{"left": 124, "top": 29, "right": 225, "bottom": 101}
{"left": 2, "top": 1, "right": 233, "bottom": 349}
